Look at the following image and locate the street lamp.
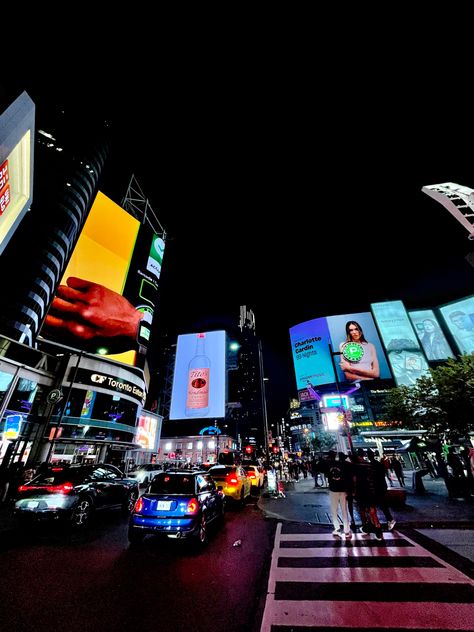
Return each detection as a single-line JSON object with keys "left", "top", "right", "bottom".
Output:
{"left": 328, "top": 343, "right": 354, "bottom": 453}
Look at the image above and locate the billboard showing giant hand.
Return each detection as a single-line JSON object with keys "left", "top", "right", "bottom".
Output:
{"left": 40, "top": 191, "right": 164, "bottom": 367}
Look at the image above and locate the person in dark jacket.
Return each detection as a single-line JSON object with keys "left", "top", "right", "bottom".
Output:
{"left": 326, "top": 450, "right": 352, "bottom": 539}
{"left": 367, "top": 449, "right": 396, "bottom": 531}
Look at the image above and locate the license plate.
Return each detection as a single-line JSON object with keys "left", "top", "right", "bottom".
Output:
{"left": 26, "top": 501, "right": 39, "bottom": 509}
{"left": 157, "top": 500, "right": 171, "bottom": 510}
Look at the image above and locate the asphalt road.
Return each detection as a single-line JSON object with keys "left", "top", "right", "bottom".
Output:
{"left": 0, "top": 495, "right": 275, "bottom": 632}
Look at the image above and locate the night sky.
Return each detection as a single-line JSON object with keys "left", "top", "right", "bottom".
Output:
{"left": 6, "top": 70, "right": 474, "bottom": 422}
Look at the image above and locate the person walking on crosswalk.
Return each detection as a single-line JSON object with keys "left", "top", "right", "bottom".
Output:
{"left": 325, "top": 450, "right": 353, "bottom": 540}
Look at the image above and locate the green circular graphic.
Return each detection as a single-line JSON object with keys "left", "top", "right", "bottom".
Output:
{"left": 342, "top": 341, "right": 364, "bottom": 362}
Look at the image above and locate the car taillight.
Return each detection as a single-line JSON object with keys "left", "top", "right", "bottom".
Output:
{"left": 247, "top": 472, "right": 256, "bottom": 479}
{"left": 134, "top": 497, "right": 144, "bottom": 513}
{"left": 52, "top": 482, "right": 74, "bottom": 493}
{"left": 17, "top": 482, "right": 74, "bottom": 494}
{"left": 186, "top": 498, "right": 199, "bottom": 514}
{"left": 226, "top": 474, "right": 239, "bottom": 486}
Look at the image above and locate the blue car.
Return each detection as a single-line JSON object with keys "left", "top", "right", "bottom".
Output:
{"left": 128, "top": 470, "right": 225, "bottom": 546}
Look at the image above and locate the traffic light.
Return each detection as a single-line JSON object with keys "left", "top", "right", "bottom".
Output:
{"left": 245, "top": 445, "right": 253, "bottom": 454}
{"left": 272, "top": 446, "right": 279, "bottom": 454}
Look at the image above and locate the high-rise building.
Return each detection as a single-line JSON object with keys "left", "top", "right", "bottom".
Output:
{"left": 234, "top": 305, "right": 264, "bottom": 451}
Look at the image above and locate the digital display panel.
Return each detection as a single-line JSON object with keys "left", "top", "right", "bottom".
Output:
{"left": 135, "top": 411, "right": 162, "bottom": 451}
{"left": 408, "top": 309, "right": 454, "bottom": 361}
{"left": 326, "top": 312, "right": 391, "bottom": 384}
{"left": 290, "top": 317, "right": 334, "bottom": 399}
{"left": 170, "top": 331, "right": 226, "bottom": 420}
{"left": 290, "top": 312, "right": 391, "bottom": 401}
{"left": 438, "top": 295, "right": 474, "bottom": 355}
{"left": 40, "top": 191, "right": 164, "bottom": 367}
{"left": 0, "top": 91, "right": 35, "bottom": 255}
{"left": 371, "top": 301, "right": 430, "bottom": 387}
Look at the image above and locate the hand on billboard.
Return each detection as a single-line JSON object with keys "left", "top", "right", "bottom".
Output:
{"left": 43, "top": 276, "right": 143, "bottom": 354}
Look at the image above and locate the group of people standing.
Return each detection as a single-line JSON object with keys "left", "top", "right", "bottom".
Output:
{"left": 318, "top": 449, "right": 397, "bottom": 541}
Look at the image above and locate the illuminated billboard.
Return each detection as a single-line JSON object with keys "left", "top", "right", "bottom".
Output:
{"left": 41, "top": 191, "right": 165, "bottom": 367}
{"left": 0, "top": 91, "right": 35, "bottom": 255}
{"left": 290, "top": 312, "right": 391, "bottom": 401}
{"left": 408, "top": 309, "right": 454, "bottom": 361}
{"left": 438, "top": 295, "right": 474, "bottom": 355}
{"left": 371, "top": 301, "right": 430, "bottom": 386}
{"left": 170, "top": 331, "right": 226, "bottom": 420}
{"left": 135, "top": 411, "right": 162, "bottom": 451}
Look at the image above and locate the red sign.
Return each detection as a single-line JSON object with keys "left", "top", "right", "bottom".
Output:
{"left": 0, "top": 159, "right": 10, "bottom": 216}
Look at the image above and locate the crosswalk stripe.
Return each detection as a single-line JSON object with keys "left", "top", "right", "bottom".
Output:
{"left": 273, "top": 566, "right": 469, "bottom": 583}
{"left": 260, "top": 522, "right": 474, "bottom": 631}
{"left": 263, "top": 600, "right": 474, "bottom": 630}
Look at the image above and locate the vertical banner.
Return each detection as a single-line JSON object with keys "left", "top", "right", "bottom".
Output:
{"left": 408, "top": 309, "right": 454, "bottom": 361}
{"left": 289, "top": 318, "right": 334, "bottom": 401}
{"left": 438, "top": 295, "right": 474, "bottom": 355}
{"left": 371, "top": 301, "right": 430, "bottom": 386}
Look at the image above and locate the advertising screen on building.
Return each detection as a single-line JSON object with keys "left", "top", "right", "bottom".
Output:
{"left": 135, "top": 411, "right": 162, "bottom": 451}
{"left": 40, "top": 191, "right": 165, "bottom": 367}
{"left": 408, "top": 309, "right": 454, "bottom": 361}
{"left": 371, "top": 301, "right": 430, "bottom": 387}
{"left": 290, "top": 312, "right": 391, "bottom": 401}
{"left": 0, "top": 92, "right": 35, "bottom": 255}
{"left": 438, "top": 295, "right": 474, "bottom": 355}
{"left": 170, "top": 331, "right": 226, "bottom": 420}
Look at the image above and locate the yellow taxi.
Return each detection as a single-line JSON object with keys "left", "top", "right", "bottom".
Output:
{"left": 208, "top": 464, "right": 252, "bottom": 503}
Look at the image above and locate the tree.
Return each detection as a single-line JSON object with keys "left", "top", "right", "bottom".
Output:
{"left": 311, "top": 430, "right": 335, "bottom": 454}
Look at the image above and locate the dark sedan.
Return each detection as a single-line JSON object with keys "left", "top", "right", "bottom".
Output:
{"left": 14, "top": 463, "right": 139, "bottom": 529}
{"left": 128, "top": 470, "right": 225, "bottom": 546}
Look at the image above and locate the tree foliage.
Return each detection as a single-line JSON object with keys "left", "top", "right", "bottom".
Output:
{"left": 384, "top": 355, "right": 474, "bottom": 440}
{"left": 311, "top": 430, "right": 335, "bottom": 453}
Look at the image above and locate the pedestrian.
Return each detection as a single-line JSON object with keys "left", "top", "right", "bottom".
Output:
{"left": 310, "top": 456, "right": 320, "bottom": 488}
{"left": 367, "top": 449, "right": 396, "bottom": 532}
{"left": 326, "top": 450, "right": 352, "bottom": 540}
{"left": 353, "top": 448, "right": 384, "bottom": 541}
{"left": 390, "top": 456, "right": 405, "bottom": 487}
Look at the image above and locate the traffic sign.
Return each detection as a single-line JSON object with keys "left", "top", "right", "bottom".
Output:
{"left": 47, "top": 389, "right": 63, "bottom": 405}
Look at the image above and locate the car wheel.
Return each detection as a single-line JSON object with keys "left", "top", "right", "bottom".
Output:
{"left": 122, "top": 489, "right": 139, "bottom": 516}
{"left": 196, "top": 513, "right": 208, "bottom": 545}
{"left": 71, "top": 497, "right": 92, "bottom": 528}
{"left": 128, "top": 526, "right": 145, "bottom": 546}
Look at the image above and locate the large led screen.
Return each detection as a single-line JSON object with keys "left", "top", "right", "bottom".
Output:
{"left": 170, "top": 331, "right": 226, "bottom": 420}
{"left": 438, "top": 295, "right": 474, "bottom": 355}
{"left": 135, "top": 411, "right": 162, "bottom": 451}
{"left": 0, "top": 91, "right": 35, "bottom": 255}
{"left": 290, "top": 312, "right": 391, "bottom": 402}
{"left": 371, "top": 301, "right": 430, "bottom": 386}
{"left": 40, "top": 191, "right": 165, "bottom": 367}
{"left": 408, "top": 309, "right": 454, "bottom": 361}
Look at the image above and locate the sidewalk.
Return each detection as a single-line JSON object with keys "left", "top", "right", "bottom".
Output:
{"left": 258, "top": 471, "right": 474, "bottom": 528}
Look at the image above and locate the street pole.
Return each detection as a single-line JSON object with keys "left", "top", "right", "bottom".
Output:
{"left": 328, "top": 343, "right": 354, "bottom": 454}
{"left": 45, "top": 351, "right": 83, "bottom": 464}
{"left": 258, "top": 339, "right": 270, "bottom": 465}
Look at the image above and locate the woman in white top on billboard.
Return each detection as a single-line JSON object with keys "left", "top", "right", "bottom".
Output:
{"left": 339, "top": 320, "right": 380, "bottom": 381}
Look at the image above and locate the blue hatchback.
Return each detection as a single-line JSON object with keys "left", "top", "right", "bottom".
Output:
{"left": 128, "top": 470, "right": 225, "bottom": 546}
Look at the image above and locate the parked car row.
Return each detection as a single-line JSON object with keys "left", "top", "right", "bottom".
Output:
{"left": 12, "top": 461, "right": 266, "bottom": 548}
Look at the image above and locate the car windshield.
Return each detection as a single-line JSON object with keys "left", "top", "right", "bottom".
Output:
{"left": 30, "top": 467, "right": 89, "bottom": 485}
{"left": 209, "top": 466, "right": 233, "bottom": 477}
{"left": 149, "top": 473, "right": 196, "bottom": 494}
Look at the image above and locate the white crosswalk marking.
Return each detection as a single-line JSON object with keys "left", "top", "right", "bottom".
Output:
{"left": 260, "top": 522, "right": 474, "bottom": 631}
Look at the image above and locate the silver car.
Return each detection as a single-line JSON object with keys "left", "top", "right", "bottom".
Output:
{"left": 128, "top": 464, "right": 163, "bottom": 487}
